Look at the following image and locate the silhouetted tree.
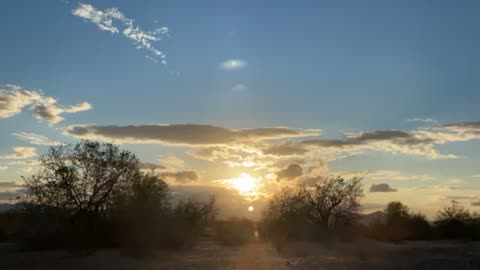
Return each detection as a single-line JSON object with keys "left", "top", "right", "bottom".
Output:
{"left": 435, "top": 202, "right": 480, "bottom": 239}
{"left": 24, "top": 140, "right": 140, "bottom": 216}
{"left": 308, "top": 177, "right": 363, "bottom": 228}
{"left": 261, "top": 186, "right": 312, "bottom": 242}
{"left": 385, "top": 201, "right": 410, "bottom": 224}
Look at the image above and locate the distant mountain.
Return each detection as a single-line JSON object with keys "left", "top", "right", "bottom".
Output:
{"left": 0, "top": 203, "right": 14, "bottom": 213}
{"left": 358, "top": 210, "right": 386, "bottom": 225}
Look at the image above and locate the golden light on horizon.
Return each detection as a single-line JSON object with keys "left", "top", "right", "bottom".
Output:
{"left": 230, "top": 173, "right": 257, "bottom": 194}
{"left": 220, "top": 173, "right": 263, "bottom": 200}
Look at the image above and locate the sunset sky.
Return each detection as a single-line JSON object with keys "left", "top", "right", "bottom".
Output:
{"left": 1, "top": 0, "right": 480, "bottom": 218}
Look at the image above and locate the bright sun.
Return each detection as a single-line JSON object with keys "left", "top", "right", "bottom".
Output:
{"left": 230, "top": 173, "right": 257, "bottom": 193}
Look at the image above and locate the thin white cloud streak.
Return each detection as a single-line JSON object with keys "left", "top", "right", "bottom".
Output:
{"left": 408, "top": 118, "right": 439, "bottom": 124}
{"left": 0, "top": 147, "right": 37, "bottom": 159}
{"left": 72, "top": 3, "right": 169, "bottom": 64}
{"left": 0, "top": 166, "right": 7, "bottom": 171}
{"left": 13, "top": 132, "right": 62, "bottom": 146}
{"left": 0, "top": 84, "right": 91, "bottom": 124}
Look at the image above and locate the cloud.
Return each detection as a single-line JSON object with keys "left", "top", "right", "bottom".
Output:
{"left": 63, "top": 101, "right": 92, "bottom": 113}
{"left": 0, "top": 181, "right": 23, "bottom": 189}
{"left": 159, "top": 171, "right": 199, "bottom": 183}
{"left": 0, "top": 147, "right": 37, "bottom": 159}
{"left": 414, "top": 185, "right": 456, "bottom": 190}
{"left": 13, "top": 132, "right": 62, "bottom": 146}
{"left": 267, "top": 128, "right": 464, "bottom": 160}
{"left": 276, "top": 163, "right": 303, "bottom": 181}
{"left": 8, "top": 159, "right": 40, "bottom": 166}
{"left": 416, "top": 122, "right": 480, "bottom": 145}
{"left": 231, "top": 84, "right": 248, "bottom": 92}
{"left": 72, "top": 3, "right": 169, "bottom": 63}
{"left": 139, "top": 162, "right": 166, "bottom": 171}
{"left": 0, "top": 84, "right": 91, "bottom": 124}
{"left": 301, "top": 130, "right": 441, "bottom": 158}
{"left": 369, "top": 183, "right": 397, "bottom": 192}
{"left": 159, "top": 156, "right": 185, "bottom": 168}
{"left": 408, "top": 118, "right": 439, "bottom": 124}
{"left": 220, "top": 59, "right": 247, "bottom": 70}
{"left": 0, "top": 181, "right": 26, "bottom": 202}
{"left": 262, "top": 143, "right": 309, "bottom": 156}
{"left": 445, "top": 195, "right": 476, "bottom": 201}
{"left": 0, "top": 166, "right": 7, "bottom": 171}
{"left": 335, "top": 170, "right": 432, "bottom": 182}
{"left": 0, "top": 189, "right": 27, "bottom": 201}
{"left": 471, "top": 201, "right": 480, "bottom": 207}
{"left": 64, "top": 124, "right": 318, "bottom": 145}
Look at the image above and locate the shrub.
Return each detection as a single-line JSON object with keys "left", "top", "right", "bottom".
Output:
{"left": 435, "top": 203, "right": 480, "bottom": 240}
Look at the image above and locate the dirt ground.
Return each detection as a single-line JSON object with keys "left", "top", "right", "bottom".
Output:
{"left": 1, "top": 240, "right": 480, "bottom": 270}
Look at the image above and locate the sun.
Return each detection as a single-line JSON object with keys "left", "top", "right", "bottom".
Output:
{"left": 230, "top": 173, "right": 257, "bottom": 194}
{"left": 248, "top": 206, "right": 254, "bottom": 212}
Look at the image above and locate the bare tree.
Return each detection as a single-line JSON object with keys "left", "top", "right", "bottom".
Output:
{"left": 24, "top": 140, "right": 140, "bottom": 215}
{"left": 308, "top": 177, "right": 363, "bottom": 228}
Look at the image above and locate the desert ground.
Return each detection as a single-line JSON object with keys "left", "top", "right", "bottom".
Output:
{"left": 1, "top": 239, "right": 479, "bottom": 270}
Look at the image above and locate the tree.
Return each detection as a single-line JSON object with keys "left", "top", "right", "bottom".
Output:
{"left": 385, "top": 201, "right": 410, "bottom": 224}
{"left": 308, "top": 177, "right": 363, "bottom": 228}
{"left": 261, "top": 186, "right": 312, "bottom": 244}
{"left": 436, "top": 202, "right": 472, "bottom": 222}
{"left": 434, "top": 202, "right": 478, "bottom": 239}
{"left": 24, "top": 140, "right": 140, "bottom": 215}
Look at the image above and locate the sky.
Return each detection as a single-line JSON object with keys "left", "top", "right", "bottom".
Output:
{"left": 1, "top": 0, "right": 480, "bottom": 218}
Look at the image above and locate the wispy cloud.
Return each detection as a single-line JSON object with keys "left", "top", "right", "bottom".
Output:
{"left": 64, "top": 124, "right": 319, "bottom": 145}
{"left": 0, "top": 84, "right": 91, "bottom": 124}
{"left": 369, "top": 183, "right": 397, "bottom": 192}
{"left": 12, "top": 132, "right": 62, "bottom": 146}
{"left": 334, "top": 170, "right": 432, "bottom": 181}
{"left": 0, "top": 147, "right": 37, "bottom": 159}
{"left": 159, "top": 171, "right": 199, "bottom": 183}
{"left": 159, "top": 156, "right": 185, "bottom": 168}
{"left": 0, "top": 166, "right": 7, "bottom": 171}
{"left": 72, "top": 3, "right": 169, "bottom": 64}
{"left": 408, "top": 118, "right": 439, "bottom": 124}
{"left": 231, "top": 84, "right": 248, "bottom": 92}
{"left": 220, "top": 59, "right": 247, "bottom": 70}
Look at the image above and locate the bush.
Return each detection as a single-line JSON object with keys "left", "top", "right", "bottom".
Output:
{"left": 367, "top": 202, "right": 433, "bottom": 242}
{"left": 260, "top": 177, "right": 363, "bottom": 246}
{"left": 11, "top": 140, "right": 217, "bottom": 254}
{"left": 435, "top": 203, "right": 480, "bottom": 240}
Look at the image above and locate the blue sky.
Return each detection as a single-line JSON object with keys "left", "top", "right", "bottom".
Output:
{"left": 1, "top": 0, "right": 480, "bottom": 217}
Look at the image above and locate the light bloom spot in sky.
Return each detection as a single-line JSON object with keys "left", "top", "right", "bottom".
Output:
{"left": 220, "top": 59, "right": 247, "bottom": 70}
{"left": 248, "top": 206, "right": 254, "bottom": 212}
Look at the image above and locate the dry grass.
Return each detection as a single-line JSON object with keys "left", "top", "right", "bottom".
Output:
{"left": 1, "top": 240, "right": 479, "bottom": 269}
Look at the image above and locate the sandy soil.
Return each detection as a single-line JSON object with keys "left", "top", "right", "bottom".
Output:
{"left": 1, "top": 240, "right": 479, "bottom": 269}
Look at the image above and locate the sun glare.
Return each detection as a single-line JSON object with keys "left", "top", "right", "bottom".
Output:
{"left": 230, "top": 173, "right": 257, "bottom": 194}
